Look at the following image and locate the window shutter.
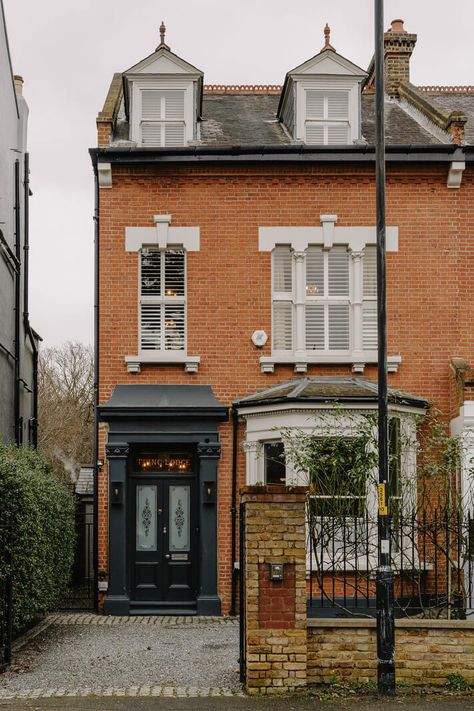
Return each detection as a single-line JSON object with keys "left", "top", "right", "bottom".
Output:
{"left": 164, "top": 123, "right": 185, "bottom": 147}
{"left": 141, "top": 304, "right": 162, "bottom": 350}
{"left": 273, "top": 302, "right": 293, "bottom": 350}
{"left": 306, "top": 91, "right": 325, "bottom": 119}
{"left": 328, "top": 246, "right": 349, "bottom": 296}
{"left": 327, "top": 92, "right": 349, "bottom": 120}
{"left": 306, "top": 247, "right": 324, "bottom": 296}
{"left": 305, "top": 123, "right": 325, "bottom": 144}
{"left": 141, "top": 123, "right": 163, "bottom": 146}
{"left": 363, "top": 246, "right": 377, "bottom": 297}
{"left": 164, "top": 249, "right": 185, "bottom": 296}
{"left": 363, "top": 246, "right": 377, "bottom": 349}
{"left": 141, "top": 91, "right": 164, "bottom": 120}
{"left": 164, "top": 304, "right": 185, "bottom": 351}
{"left": 163, "top": 91, "right": 185, "bottom": 120}
{"left": 327, "top": 125, "right": 350, "bottom": 144}
{"left": 305, "top": 304, "right": 325, "bottom": 350}
{"left": 328, "top": 304, "right": 350, "bottom": 350}
{"left": 141, "top": 249, "right": 162, "bottom": 295}
{"left": 273, "top": 246, "right": 292, "bottom": 292}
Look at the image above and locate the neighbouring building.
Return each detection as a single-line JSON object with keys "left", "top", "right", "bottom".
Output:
{"left": 0, "top": 0, "right": 40, "bottom": 446}
{"left": 90, "top": 19, "right": 474, "bottom": 616}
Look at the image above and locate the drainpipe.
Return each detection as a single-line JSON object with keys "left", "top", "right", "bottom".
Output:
{"left": 22, "top": 152, "right": 38, "bottom": 447}
{"left": 230, "top": 406, "right": 238, "bottom": 616}
{"left": 14, "top": 159, "right": 21, "bottom": 445}
{"left": 93, "top": 168, "right": 100, "bottom": 612}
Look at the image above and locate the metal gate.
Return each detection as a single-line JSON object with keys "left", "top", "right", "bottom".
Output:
{"left": 0, "top": 510, "right": 13, "bottom": 671}
{"left": 57, "top": 505, "right": 94, "bottom": 611}
{"left": 239, "top": 501, "right": 246, "bottom": 683}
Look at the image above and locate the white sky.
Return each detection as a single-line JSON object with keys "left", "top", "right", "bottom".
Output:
{"left": 3, "top": 0, "right": 473, "bottom": 348}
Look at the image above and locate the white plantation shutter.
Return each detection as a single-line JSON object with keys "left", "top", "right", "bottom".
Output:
{"left": 306, "top": 247, "right": 324, "bottom": 295}
{"left": 327, "top": 92, "right": 349, "bottom": 120}
{"left": 140, "top": 89, "right": 186, "bottom": 147}
{"left": 306, "top": 91, "right": 325, "bottom": 119}
{"left": 328, "top": 304, "right": 350, "bottom": 350}
{"left": 273, "top": 246, "right": 292, "bottom": 292}
{"left": 328, "top": 247, "right": 349, "bottom": 296}
{"left": 305, "top": 124, "right": 325, "bottom": 144}
{"left": 304, "top": 89, "right": 350, "bottom": 145}
{"left": 140, "top": 304, "right": 162, "bottom": 350}
{"left": 363, "top": 246, "right": 377, "bottom": 349}
{"left": 140, "top": 248, "right": 186, "bottom": 352}
{"left": 327, "top": 125, "right": 350, "bottom": 144}
{"left": 273, "top": 302, "right": 293, "bottom": 350}
{"left": 306, "top": 304, "right": 325, "bottom": 350}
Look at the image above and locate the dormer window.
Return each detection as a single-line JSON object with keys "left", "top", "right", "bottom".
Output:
{"left": 277, "top": 25, "right": 367, "bottom": 146}
{"left": 305, "top": 90, "right": 350, "bottom": 145}
{"left": 140, "top": 89, "right": 186, "bottom": 146}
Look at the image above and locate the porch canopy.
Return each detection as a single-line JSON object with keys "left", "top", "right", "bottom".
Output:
{"left": 99, "top": 383, "right": 228, "bottom": 419}
{"left": 234, "top": 376, "right": 428, "bottom": 410}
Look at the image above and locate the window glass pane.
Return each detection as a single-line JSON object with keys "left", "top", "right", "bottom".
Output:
{"left": 306, "top": 247, "right": 324, "bottom": 296}
{"left": 164, "top": 123, "right": 185, "bottom": 147}
{"left": 163, "top": 91, "right": 185, "bottom": 120}
{"left": 136, "top": 485, "right": 157, "bottom": 551}
{"left": 305, "top": 123, "right": 325, "bottom": 144}
{"left": 363, "top": 302, "right": 377, "bottom": 350}
{"left": 164, "top": 249, "right": 185, "bottom": 296}
{"left": 273, "top": 246, "right": 292, "bottom": 292}
{"left": 273, "top": 301, "right": 293, "bottom": 350}
{"left": 326, "top": 125, "right": 350, "bottom": 144}
{"left": 264, "top": 442, "right": 286, "bottom": 485}
{"left": 141, "top": 249, "right": 161, "bottom": 295}
{"left": 306, "top": 91, "right": 325, "bottom": 119}
{"left": 141, "top": 123, "right": 163, "bottom": 146}
{"left": 363, "top": 246, "right": 377, "bottom": 297}
{"left": 169, "top": 485, "right": 190, "bottom": 552}
{"left": 141, "top": 91, "right": 164, "bottom": 120}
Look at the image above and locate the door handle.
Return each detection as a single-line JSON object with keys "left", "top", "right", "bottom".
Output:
{"left": 165, "top": 554, "right": 170, "bottom": 559}
{"left": 163, "top": 526, "right": 167, "bottom": 534}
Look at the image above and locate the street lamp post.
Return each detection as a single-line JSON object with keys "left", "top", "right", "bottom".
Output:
{"left": 375, "top": 0, "right": 396, "bottom": 695}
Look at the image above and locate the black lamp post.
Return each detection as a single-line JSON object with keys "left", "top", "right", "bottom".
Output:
{"left": 375, "top": 0, "right": 396, "bottom": 695}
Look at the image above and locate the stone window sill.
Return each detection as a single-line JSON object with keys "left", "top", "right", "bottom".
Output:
{"left": 259, "top": 353, "right": 401, "bottom": 374}
{"left": 125, "top": 354, "right": 200, "bottom": 374}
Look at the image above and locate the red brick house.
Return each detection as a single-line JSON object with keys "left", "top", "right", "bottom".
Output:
{"left": 90, "top": 19, "right": 474, "bottom": 616}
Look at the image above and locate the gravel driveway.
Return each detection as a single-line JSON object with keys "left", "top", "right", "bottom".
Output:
{"left": 0, "top": 614, "right": 241, "bottom": 699}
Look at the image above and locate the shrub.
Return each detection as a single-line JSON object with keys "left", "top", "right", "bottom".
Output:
{"left": 0, "top": 444, "right": 75, "bottom": 634}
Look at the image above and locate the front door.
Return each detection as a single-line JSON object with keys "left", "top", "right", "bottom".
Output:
{"left": 131, "top": 451, "right": 198, "bottom": 608}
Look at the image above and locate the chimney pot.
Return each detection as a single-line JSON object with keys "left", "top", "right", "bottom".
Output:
{"left": 390, "top": 19, "right": 405, "bottom": 33}
{"left": 14, "top": 75, "right": 24, "bottom": 96}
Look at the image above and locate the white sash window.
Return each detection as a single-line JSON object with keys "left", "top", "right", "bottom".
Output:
{"left": 305, "top": 90, "right": 350, "bottom": 145}
{"left": 140, "top": 90, "right": 186, "bottom": 147}
{"left": 140, "top": 248, "right": 186, "bottom": 352}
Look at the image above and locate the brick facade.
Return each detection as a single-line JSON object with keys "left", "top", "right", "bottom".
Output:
{"left": 96, "top": 159, "right": 474, "bottom": 611}
{"left": 241, "top": 487, "right": 307, "bottom": 694}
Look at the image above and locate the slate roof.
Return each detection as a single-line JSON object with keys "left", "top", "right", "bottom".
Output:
{"left": 99, "top": 384, "right": 227, "bottom": 413}
{"left": 425, "top": 92, "right": 474, "bottom": 144}
{"left": 75, "top": 467, "right": 94, "bottom": 496}
{"left": 234, "top": 377, "right": 429, "bottom": 409}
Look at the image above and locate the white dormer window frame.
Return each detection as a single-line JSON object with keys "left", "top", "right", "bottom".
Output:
{"left": 130, "top": 78, "right": 195, "bottom": 147}
{"left": 295, "top": 79, "right": 361, "bottom": 145}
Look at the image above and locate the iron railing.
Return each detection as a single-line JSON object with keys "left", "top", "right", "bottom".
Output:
{"left": 0, "top": 510, "right": 13, "bottom": 671}
{"left": 307, "top": 508, "right": 474, "bottom": 618}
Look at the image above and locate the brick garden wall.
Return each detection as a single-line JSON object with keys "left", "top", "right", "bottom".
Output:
{"left": 308, "top": 618, "right": 474, "bottom": 686}
{"left": 97, "top": 160, "right": 474, "bottom": 612}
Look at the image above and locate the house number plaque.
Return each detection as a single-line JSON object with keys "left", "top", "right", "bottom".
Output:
{"left": 171, "top": 553, "right": 188, "bottom": 561}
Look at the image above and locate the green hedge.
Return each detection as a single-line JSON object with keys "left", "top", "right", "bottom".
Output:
{"left": 0, "top": 445, "right": 75, "bottom": 634}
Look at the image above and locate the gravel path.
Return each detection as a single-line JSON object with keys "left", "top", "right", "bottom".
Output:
{"left": 0, "top": 617, "right": 241, "bottom": 696}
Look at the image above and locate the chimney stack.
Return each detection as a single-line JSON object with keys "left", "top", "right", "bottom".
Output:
{"left": 383, "top": 19, "right": 417, "bottom": 97}
{"left": 14, "top": 75, "right": 24, "bottom": 96}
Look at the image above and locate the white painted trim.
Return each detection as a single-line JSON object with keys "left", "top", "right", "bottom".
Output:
{"left": 259, "top": 223, "right": 399, "bottom": 252}
{"left": 98, "top": 163, "right": 112, "bottom": 189}
{"left": 259, "top": 353, "right": 401, "bottom": 374}
{"left": 124, "top": 354, "right": 200, "bottom": 374}
{"left": 125, "top": 222, "right": 200, "bottom": 252}
{"left": 295, "top": 79, "right": 361, "bottom": 143}
{"left": 130, "top": 79, "right": 194, "bottom": 146}
{"left": 447, "top": 161, "right": 465, "bottom": 189}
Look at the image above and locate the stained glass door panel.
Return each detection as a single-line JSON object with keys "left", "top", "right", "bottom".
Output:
{"left": 136, "top": 485, "right": 157, "bottom": 552}
{"left": 169, "top": 485, "right": 190, "bottom": 552}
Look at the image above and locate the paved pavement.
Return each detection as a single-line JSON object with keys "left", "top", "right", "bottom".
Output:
{"left": 0, "top": 694, "right": 473, "bottom": 710}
